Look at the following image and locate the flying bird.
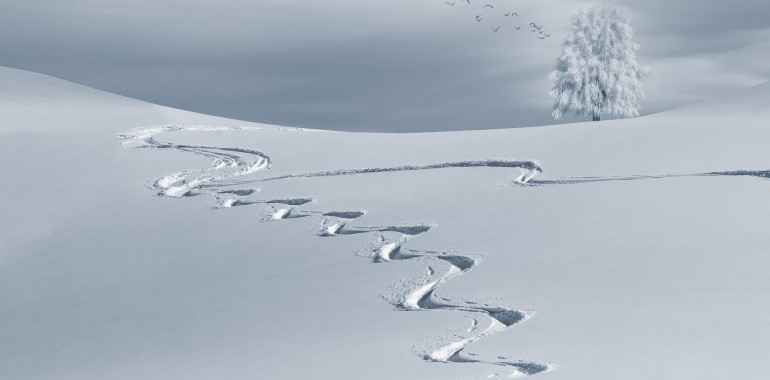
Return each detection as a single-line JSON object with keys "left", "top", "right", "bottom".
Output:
{"left": 484, "top": 4, "right": 493, "bottom": 8}
{"left": 491, "top": 26, "right": 500, "bottom": 32}
{"left": 475, "top": 14, "right": 483, "bottom": 22}
{"left": 445, "top": 1, "right": 455, "bottom": 5}
{"left": 544, "top": 33, "right": 551, "bottom": 37}
{"left": 515, "top": 26, "right": 522, "bottom": 30}
{"left": 503, "top": 12, "right": 510, "bottom": 16}
{"left": 538, "top": 35, "right": 546, "bottom": 39}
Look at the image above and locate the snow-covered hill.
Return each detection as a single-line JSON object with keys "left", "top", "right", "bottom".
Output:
{"left": 2, "top": 66, "right": 769, "bottom": 380}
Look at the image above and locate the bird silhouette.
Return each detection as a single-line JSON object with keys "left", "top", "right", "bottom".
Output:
{"left": 538, "top": 35, "right": 546, "bottom": 39}
{"left": 544, "top": 33, "right": 551, "bottom": 37}
{"left": 439, "top": 0, "right": 534, "bottom": 36}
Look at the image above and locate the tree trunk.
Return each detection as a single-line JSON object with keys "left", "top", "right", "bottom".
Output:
{"left": 592, "top": 113, "right": 600, "bottom": 121}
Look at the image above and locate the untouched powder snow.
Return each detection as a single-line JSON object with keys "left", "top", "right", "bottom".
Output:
{"left": 2, "top": 66, "right": 770, "bottom": 380}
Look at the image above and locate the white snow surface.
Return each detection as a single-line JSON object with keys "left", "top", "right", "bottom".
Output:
{"left": 2, "top": 66, "right": 770, "bottom": 380}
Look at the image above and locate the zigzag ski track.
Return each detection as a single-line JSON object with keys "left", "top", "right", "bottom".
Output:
{"left": 120, "top": 125, "right": 551, "bottom": 378}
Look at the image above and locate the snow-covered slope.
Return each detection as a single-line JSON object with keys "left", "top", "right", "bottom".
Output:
{"left": 2, "top": 66, "right": 770, "bottom": 380}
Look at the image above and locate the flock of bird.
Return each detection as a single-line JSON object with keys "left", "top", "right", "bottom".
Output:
{"left": 443, "top": 0, "right": 552, "bottom": 39}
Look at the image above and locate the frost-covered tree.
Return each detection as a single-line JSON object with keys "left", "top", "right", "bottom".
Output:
{"left": 549, "top": 4, "right": 650, "bottom": 121}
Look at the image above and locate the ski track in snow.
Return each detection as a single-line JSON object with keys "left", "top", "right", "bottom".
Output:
{"left": 121, "top": 125, "right": 769, "bottom": 378}
{"left": 120, "top": 125, "right": 551, "bottom": 378}
{"left": 521, "top": 170, "right": 770, "bottom": 187}
{"left": 248, "top": 160, "right": 543, "bottom": 183}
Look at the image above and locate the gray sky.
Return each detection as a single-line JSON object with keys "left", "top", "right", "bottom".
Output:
{"left": 1, "top": 0, "right": 768, "bottom": 132}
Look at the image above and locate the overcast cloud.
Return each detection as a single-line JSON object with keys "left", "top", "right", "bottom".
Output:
{"left": 1, "top": 0, "right": 768, "bottom": 132}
